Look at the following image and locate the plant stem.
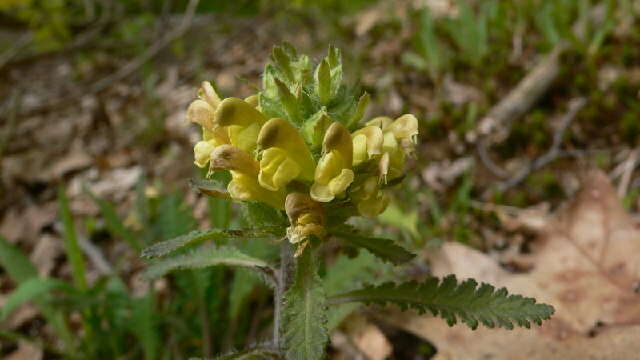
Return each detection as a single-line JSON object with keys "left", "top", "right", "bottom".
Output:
{"left": 274, "top": 239, "right": 294, "bottom": 349}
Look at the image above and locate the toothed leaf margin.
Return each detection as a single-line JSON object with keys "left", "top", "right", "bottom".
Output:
{"left": 328, "top": 275, "right": 554, "bottom": 330}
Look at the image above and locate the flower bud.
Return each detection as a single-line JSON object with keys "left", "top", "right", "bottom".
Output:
{"left": 214, "top": 97, "right": 267, "bottom": 153}
{"left": 285, "top": 192, "right": 326, "bottom": 245}
{"left": 351, "top": 176, "right": 390, "bottom": 217}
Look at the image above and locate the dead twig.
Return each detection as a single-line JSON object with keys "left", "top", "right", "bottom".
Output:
{"left": 492, "top": 97, "right": 586, "bottom": 194}
{"left": 330, "top": 330, "right": 372, "bottom": 360}
{"left": 475, "top": 44, "right": 565, "bottom": 178}
{"left": 613, "top": 148, "right": 640, "bottom": 198}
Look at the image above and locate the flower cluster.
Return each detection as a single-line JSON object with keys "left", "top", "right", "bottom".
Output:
{"left": 187, "top": 46, "right": 418, "bottom": 247}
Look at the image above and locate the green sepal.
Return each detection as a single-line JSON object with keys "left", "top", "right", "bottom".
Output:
{"left": 315, "top": 59, "right": 331, "bottom": 105}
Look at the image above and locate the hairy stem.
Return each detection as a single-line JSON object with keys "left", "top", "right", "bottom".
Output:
{"left": 274, "top": 239, "right": 294, "bottom": 349}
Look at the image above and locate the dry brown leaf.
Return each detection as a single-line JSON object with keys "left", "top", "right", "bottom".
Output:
{"left": 391, "top": 169, "right": 640, "bottom": 359}
{"left": 5, "top": 341, "right": 43, "bottom": 360}
{"left": 343, "top": 315, "right": 392, "bottom": 360}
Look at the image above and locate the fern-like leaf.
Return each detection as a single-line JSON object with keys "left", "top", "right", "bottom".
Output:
{"left": 331, "top": 229, "right": 415, "bottom": 265}
{"left": 141, "top": 228, "right": 281, "bottom": 259}
{"left": 145, "top": 246, "right": 275, "bottom": 285}
{"left": 282, "top": 247, "right": 328, "bottom": 360}
{"left": 329, "top": 275, "right": 555, "bottom": 330}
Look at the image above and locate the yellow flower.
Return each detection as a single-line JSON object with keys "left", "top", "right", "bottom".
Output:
{"left": 188, "top": 82, "right": 230, "bottom": 168}
{"left": 257, "top": 118, "right": 315, "bottom": 191}
{"left": 366, "top": 114, "right": 419, "bottom": 182}
{"left": 193, "top": 141, "right": 217, "bottom": 168}
{"left": 285, "top": 192, "right": 326, "bottom": 246}
{"left": 214, "top": 97, "right": 268, "bottom": 153}
{"left": 351, "top": 125, "right": 383, "bottom": 166}
{"left": 311, "top": 122, "right": 354, "bottom": 202}
{"left": 351, "top": 176, "right": 390, "bottom": 217}
{"left": 209, "top": 145, "right": 286, "bottom": 209}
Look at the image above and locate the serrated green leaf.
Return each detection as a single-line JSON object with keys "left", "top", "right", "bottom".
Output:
{"left": 191, "top": 347, "right": 282, "bottom": 359}
{"left": 0, "top": 235, "right": 37, "bottom": 283}
{"left": 323, "top": 251, "right": 383, "bottom": 330}
{"left": 331, "top": 229, "right": 415, "bottom": 265}
{"left": 315, "top": 59, "right": 331, "bottom": 105}
{"left": 282, "top": 247, "right": 328, "bottom": 360}
{"left": 327, "top": 46, "right": 342, "bottom": 97}
{"left": 346, "top": 92, "right": 369, "bottom": 129}
{"left": 145, "top": 246, "right": 275, "bottom": 284}
{"left": 274, "top": 78, "right": 301, "bottom": 124}
{"left": 141, "top": 228, "right": 280, "bottom": 259}
{"left": 329, "top": 275, "right": 555, "bottom": 330}
{"left": 1, "top": 278, "right": 73, "bottom": 320}
{"left": 272, "top": 46, "right": 294, "bottom": 82}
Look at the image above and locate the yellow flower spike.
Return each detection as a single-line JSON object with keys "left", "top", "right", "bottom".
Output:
{"left": 310, "top": 122, "right": 355, "bottom": 202}
{"left": 351, "top": 125, "right": 383, "bottom": 166}
{"left": 214, "top": 97, "right": 268, "bottom": 153}
{"left": 285, "top": 192, "right": 326, "bottom": 246}
{"left": 257, "top": 118, "right": 315, "bottom": 190}
{"left": 352, "top": 176, "right": 390, "bottom": 217}
{"left": 193, "top": 141, "right": 216, "bottom": 168}
{"left": 198, "top": 81, "right": 222, "bottom": 108}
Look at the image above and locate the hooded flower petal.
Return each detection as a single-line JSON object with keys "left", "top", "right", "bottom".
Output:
{"left": 214, "top": 97, "right": 268, "bottom": 153}
{"left": 208, "top": 144, "right": 259, "bottom": 176}
{"left": 311, "top": 122, "right": 355, "bottom": 202}
{"left": 257, "top": 118, "right": 315, "bottom": 190}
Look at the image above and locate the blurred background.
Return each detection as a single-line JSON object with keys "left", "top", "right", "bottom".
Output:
{"left": 1, "top": 0, "right": 639, "bottom": 359}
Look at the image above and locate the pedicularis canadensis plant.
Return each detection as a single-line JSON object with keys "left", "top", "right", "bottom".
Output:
{"left": 141, "top": 44, "right": 554, "bottom": 360}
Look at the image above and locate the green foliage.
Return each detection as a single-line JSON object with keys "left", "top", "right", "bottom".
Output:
{"left": 0, "top": 235, "right": 37, "bottom": 283}
{"left": 329, "top": 275, "right": 555, "bottom": 330}
{"left": 0, "top": 278, "right": 73, "bottom": 320}
{"left": 58, "top": 185, "right": 88, "bottom": 291}
{"left": 141, "top": 228, "right": 280, "bottom": 259}
{"left": 323, "top": 252, "right": 384, "bottom": 329}
{"left": 192, "top": 347, "right": 282, "bottom": 359}
{"left": 331, "top": 227, "right": 416, "bottom": 265}
{"left": 260, "top": 44, "right": 367, "bottom": 141}
{"left": 145, "top": 246, "right": 275, "bottom": 284}
{"left": 282, "top": 247, "right": 328, "bottom": 360}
